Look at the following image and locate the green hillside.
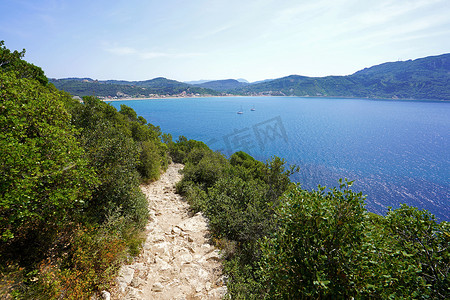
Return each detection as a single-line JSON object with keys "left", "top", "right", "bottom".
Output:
{"left": 49, "top": 54, "right": 450, "bottom": 100}
{"left": 231, "top": 54, "right": 450, "bottom": 100}
{"left": 49, "top": 77, "right": 219, "bottom": 98}
{"left": 194, "top": 79, "right": 249, "bottom": 91}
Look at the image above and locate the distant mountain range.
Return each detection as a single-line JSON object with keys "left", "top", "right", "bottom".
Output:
{"left": 193, "top": 79, "right": 249, "bottom": 92}
{"left": 230, "top": 53, "right": 450, "bottom": 100}
{"left": 49, "top": 77, "right": 220, "bottom": 98}
{"left": 184, "top": 78, "right": 249, "bottom": 85}
{"left": 50, "top": 53, "right": 450, "bottom": 100}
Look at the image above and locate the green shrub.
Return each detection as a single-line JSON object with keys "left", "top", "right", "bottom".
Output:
{"left": 138, "top": 140, "right": 162, "bottom": 182}
{"left": 223, "top": 257, "right": 263, "bottom": 300}
{"left": 181, "top": 151, "right": 228, "bottom": 190}
{"left": 259, "top": 180, "right": 367, "bottom": 298}
{"left": 205, "top": 176, "right": 271, "bottom": 245}
{"left": 167, "top": 135, "right": 209, "bottom": 163}
{"left": 26, "top": 225, "right": 127, "bottom": 299}
{"left": 376, "top": 205, "right": 449, "bottom": 298}
{"left": 0, "top": 41, "right": 48, "bottom": 85}
{"left": 0, "top": 43, "right": 167, "bottom": 299}
{"left": 0, "top": 71, "right": 95, "bottom": 244}
{"left": 70, "top": 99, "right": 161, "bottom": 227}
{"left": 176, "top": 181, "right": 208, "bottom": 213}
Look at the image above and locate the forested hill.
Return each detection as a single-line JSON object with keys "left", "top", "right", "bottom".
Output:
{"left": 50, "top": 53, "right": 450, "bottom": 100}
{"left": 231, "top": 53, "right": 450, "bottom": 100}
{"left": 194, "top": 79, "right": 249, "bottom": 91}
{"left": 49, "top": 77, "right": 219, "bottom": 98}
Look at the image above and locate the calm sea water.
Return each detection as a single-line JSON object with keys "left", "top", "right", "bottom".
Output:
{"left": 110, "top": 97, "right": 450, "bottom": 221}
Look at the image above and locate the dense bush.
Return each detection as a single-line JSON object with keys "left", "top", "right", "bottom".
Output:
{"left": 71, "top": 98, "right": 143, "bottom": 226}
{"left": 26, "top": 224, "right": 127, "bottom": 299}
{"left": 172, "top": 137, "right": 449, "bottom": 299}
{"left": 138, "top": 140, "right": 165, "bottom": 183}
{"left": 165, "top": 134, "right": 210, "bottom": 163}
{"left": 259, "top": 181, "right": 367, "bottom": 298}
{"left": 173, "top": 141, "right": 299, "bottom": 297}
{"left": 0, "top": 42, "right": 169, "bottom": 298}
{"left": 205, "top": 176, "right": 269, "bottom": 245}
{"left": 368, "top": 205, "right": 449, "bottom": 298}
{"left": 0, "top": 41, "right": 48, "bottom": 85}
{"left": 0, "top": 71, "right": 94, "bottom": 251}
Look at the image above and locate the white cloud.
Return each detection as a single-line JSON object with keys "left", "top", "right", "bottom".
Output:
{"left": 353, "top": 0, "right": 445, "bottom": 26}
{"left": 333, "top": 1, "right": 450, "bottom": 49}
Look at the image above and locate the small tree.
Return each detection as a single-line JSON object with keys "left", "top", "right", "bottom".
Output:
{"left": 259, "top": 180, "right": 367, "bottom": 298}
{"left": 384, "top": 205, "right": 449, "bottom": 298}
{"left": 0, "top": 40, "right": 48, "bottom": 85}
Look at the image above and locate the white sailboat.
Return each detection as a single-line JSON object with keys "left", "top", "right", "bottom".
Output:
{"left": 237, "top": 106, "right": 244, "bottom": 114}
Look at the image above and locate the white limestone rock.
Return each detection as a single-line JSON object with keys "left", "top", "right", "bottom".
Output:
{"left": 152, "top": 282, "right": 164, "bottom": 292}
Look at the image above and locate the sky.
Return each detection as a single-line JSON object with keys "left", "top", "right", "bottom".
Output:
{"left": 1, "top": 0, "right": 449, "bottom": 82}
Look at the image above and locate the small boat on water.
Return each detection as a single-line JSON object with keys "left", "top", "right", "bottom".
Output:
{"left": 250, "top": 107, "right": 256, "bottom": 111}
{"left": 237, "top": 106, "right": 244, "bottom": 114}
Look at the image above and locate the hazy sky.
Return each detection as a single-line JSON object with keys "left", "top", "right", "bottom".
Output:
{"left": 1, "top": 0, "right": 449, "bottom": 82}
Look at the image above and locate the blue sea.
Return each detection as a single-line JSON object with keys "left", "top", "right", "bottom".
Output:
{"left": 109, "top": 97, "right": 450, "bottom": 221}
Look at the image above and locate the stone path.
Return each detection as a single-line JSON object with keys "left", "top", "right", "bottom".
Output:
{"left": 112, "top": 163, "right": 227, "bottom": 299}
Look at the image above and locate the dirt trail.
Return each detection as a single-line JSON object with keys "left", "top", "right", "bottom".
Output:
{"left": 112, "top": 163, "right": 226, "bottom": 299}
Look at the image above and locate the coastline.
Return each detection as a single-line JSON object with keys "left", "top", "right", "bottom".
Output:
{"left": 100, "top": 94, "right": 449, "bottom": 102}
{"left": 100, "top": 94, "right": 242, "bottom": 102}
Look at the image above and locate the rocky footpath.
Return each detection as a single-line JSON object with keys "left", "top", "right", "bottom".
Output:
{"left": 111, "top": 163, "right": 227, "bottom": 299}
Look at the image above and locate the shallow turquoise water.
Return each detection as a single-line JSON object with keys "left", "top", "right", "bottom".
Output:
{"left": 110, "top": 97, "right": 450, "bottom": 220}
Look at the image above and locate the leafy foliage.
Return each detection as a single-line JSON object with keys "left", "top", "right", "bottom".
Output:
{"left": 67, "top": 96, "right": 169, "bottom": 227}
{"left": 382, "top": 205, "right": 449, "bottom": 298}
{"left": 26, "top": 224, "right": 127, "bottom": 299}
{"left": 259, "top": 181, "right": 367, "bottom": 298}
{"left": 0, "top": 41, "right": 48, "bottom": 85}
{"left": 258, "top": 188, "right": 449, "bottom": 299}
{"left": 173, "top": 141, "right": 300, "bottom": 297}
{"left": 0, "top": 42, "right": 170, "bottom": 298}
{"left": 172, "top": 137, "right": 449, "bottom": 299}
{"left": 166, "top": 135, "right": 210, "bottom": 164}
{"left": 0, "top": 71, "right": 94, "bottom": 243}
